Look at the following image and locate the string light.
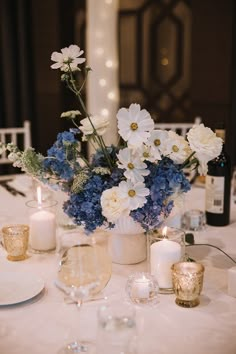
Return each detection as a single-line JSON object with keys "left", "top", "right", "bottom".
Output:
{"left": 105, "top": 60, "right": 113, "bottom": 68}
{"left": 99, "top": 79, "right": 107, "bottom": 87}
{"left": 95, "top": 47, "right": 104, "bottom": 56}
{"left": 107, "top": 91, "right": 116, "bottom": 100}
{"left": 101, "top": 108, "right": 109, "bottom": 117}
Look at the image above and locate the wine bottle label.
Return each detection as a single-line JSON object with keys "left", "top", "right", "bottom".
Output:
{"left": 205, "top": 175, "right": 225, "bottom": 214}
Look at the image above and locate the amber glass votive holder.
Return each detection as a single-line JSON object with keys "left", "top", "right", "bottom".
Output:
{"left": 2, "top": 224, "right": 29, "bottom": 261}
{"left": 171, "top": 261, "right": 205, "bottom": 308}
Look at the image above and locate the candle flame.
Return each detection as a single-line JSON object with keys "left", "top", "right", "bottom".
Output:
{"left": 37, "top": 186, "right": 42, "bottom": 206}
{"left": 162, "top": 226, "right": 168, "bottom": 238}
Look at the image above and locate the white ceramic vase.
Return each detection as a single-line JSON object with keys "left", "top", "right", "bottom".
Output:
{"left": 109, "top": 216, "right": 147, "bottom": 265}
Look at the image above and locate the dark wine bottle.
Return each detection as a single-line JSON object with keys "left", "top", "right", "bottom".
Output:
{"left": 205, "top": 129, "right": 231, "bottom": 226}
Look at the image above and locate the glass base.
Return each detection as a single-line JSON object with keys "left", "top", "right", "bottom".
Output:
{"left": 29, "top": 247, "right": 56, "bottom": 254}
{"left": 7, "top": 254, "right": 27, "bottom": 261}
{"left": 58, "top": 340, "right": 96, "bottom": 354}
{"left": 175, "top": 297, "right": 199, "bottom": 308}
{"left": 158, "top": 287, "right": 174, "bottom": 294}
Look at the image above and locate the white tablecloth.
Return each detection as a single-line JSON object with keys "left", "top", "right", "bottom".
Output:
{"left": 0, "top": 175, "right": 236, "bottom": 354}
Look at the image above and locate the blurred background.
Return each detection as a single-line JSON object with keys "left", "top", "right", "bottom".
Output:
{"left": 0, "top": 0, "right": 235, "bottom": 167}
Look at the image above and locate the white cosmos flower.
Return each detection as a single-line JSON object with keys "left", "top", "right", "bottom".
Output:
{"left": 117, "top": 103, "right": 154, "bottom": 148}
{"left": 79, "top": 116, "right": 109, "bottom": 138}
{"left": 147, "top": 130, "right": 169, "bottom": 160}
{"left": 117, "top": 180, "right": 149, "bottom": 211}
{"left": 164, "top": 131, "right": 192, "bottom": 164}
{"left": 187, "top": 124, "right": 223, "bottom": 175}
{"left": 117, "top": 148, "right": 150, "bottom": 183}
{"left": 51, "top": 45, "right": 85, "bottom": 72}
{"left": 137, "top": 144, "right": 156, "bottom": 163}
{"left": 101, "top": 187, "right": 129, "bottom": 223}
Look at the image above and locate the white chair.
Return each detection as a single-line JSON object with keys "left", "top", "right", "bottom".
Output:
{"left": 154, "top": 117, "right": 202, "bottom": 137}
{"left": 0, "top": 120, "right": 31, "bottom": 164}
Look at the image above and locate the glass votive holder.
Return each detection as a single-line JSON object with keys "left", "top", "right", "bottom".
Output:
{"left": 126, "top": 272, "right": 159, "bottom": 306}
{"left": 30, "top": 179, "right": 54, "bottom": 202}
{"left": 97, "top": 300, "right": 136, "bottom": 354}
{"left": 181, "top": 209, "right": 206, "bottom": 231}
{"left": 147, "top": 227, "right": 185, "bottom": 294}
{"left": 2, "top": 224, "right": 29, "bottom": 261}
{"left": 171, "top": 261, "right": 205, "bottom": 308}
{"left": 26, "top": 199, "right": 58, "bottom": 253}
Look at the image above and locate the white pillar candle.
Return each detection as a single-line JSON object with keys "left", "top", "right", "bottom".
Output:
{"left": 151, "top": 239, "right": 181, "bottom": 289}
{"left": 132, "top": 275, "right": 150, "bottom": 299}
{"left": 30, "top": 209, "right": 56, "bottom": 251}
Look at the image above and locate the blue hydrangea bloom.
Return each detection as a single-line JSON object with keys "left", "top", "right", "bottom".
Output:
{"left": 42, "top": 130, "right": 81, "bottom": 181}
{"left": 131, "top": 158, "right": 191, "bottom": 231}
{"left": 63, "top": 172, "right": 119, "bottom": 233}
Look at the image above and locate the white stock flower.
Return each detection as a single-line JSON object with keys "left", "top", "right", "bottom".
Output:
{"left": 164, "top": 131, "right": 191, "bottom": 164}
{"left": 117, "top": 103, "right": 154, "bottom": 148}
{"left": 51, "top": 45, "right": 85, "bottom": 72}
{"left": 60, "top": 110, "right": 81, "bottom": 119}
{"left": 117, "top": 148, "right": 150, "bottom": 183}
{"left": 117, "top": 180, "right": 149, "bottom": 211}
{"left": 79, "top": 116, "right": 109, "bottom": 138}
{"left": 187, "top": 124, "right": 223, "bottom": 175}
{"left": 101, "top": 187, "right": 129, "bottom": 223}
{"left": 147, "top": 130, "right": 169, "bottom": 160}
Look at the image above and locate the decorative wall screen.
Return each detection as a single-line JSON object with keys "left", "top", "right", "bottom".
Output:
{"left": 119, "top": 0, "right": 192, "bottom": 123}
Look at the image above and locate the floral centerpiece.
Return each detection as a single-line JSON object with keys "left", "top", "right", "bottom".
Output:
{"left": 0, "top": 44, "right": 223, "bottom": 235}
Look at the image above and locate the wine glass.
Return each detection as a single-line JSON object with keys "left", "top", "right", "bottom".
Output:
{"left": 57, "top": 231, "right": 112, "bottom": 354}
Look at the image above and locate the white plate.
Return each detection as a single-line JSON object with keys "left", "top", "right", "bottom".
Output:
{"left": 0, "top": 272, "right": 44, "bottom": 306}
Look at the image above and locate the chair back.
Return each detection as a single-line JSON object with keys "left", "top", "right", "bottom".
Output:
{"left": 154, "top": 117, "right": 202, "bottom": 137}
{"left": 0, "top": 121, "right": 31, "bottom": 164}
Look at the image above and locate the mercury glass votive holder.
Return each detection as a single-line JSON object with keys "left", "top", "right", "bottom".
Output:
{"left": 147, "top": 227, "right": 185, "bottom": 294}
{"left": 171, "top": 262, "right": 205, "bottom": 308}
{"left": 2, "top": 224, "right": 29, "bottom": 261}
{"left": 126, "top": 272, "right": 159, "bottom": 306}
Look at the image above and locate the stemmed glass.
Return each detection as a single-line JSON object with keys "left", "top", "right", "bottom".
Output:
{"left": 56, "top": 231, "right": 112, "bottom": 354}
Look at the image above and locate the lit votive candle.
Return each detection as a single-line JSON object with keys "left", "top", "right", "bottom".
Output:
{"left": 126, "top": 272, "right": 159, "bottom": 306}
{"left": 27, "top": 186, "right": 57, "bottom": 252}
{"left": 150, "top": 227, "right": 183, "bottom": 291}
{"left": 30, "top": 209, "right": 56, "bottom": 251}
{"left": 132, "top": 274, "right": 150, "bottom": 299}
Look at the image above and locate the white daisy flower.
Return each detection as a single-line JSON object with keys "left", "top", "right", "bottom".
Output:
{"left": 117, "top": 103, "right": 154, "bottom": 148}
{"left": 51, "top": 44, "right": 85, "bottom": 72}
{"left": 147, "top": 130, "right": 168, "bottom": 160}
{"left": 117, "top": 148, "right": 150, "bottom": 183}
{"left": 117, "top": 180, "right": 150, "bottom": 210}
{"left": 164, "top": 131, "right": 192, "bottom": 164}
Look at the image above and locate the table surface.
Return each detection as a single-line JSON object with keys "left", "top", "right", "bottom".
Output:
{"left": 0, "top": 174, "right": 236, "bottom": 354}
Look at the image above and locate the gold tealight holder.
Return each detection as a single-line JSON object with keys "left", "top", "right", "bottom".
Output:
{"left": 2, "top": 224, "right": 29, "bottom": 261}
{"left": 171, "top": 261, "right": 205, "bottom": 308}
